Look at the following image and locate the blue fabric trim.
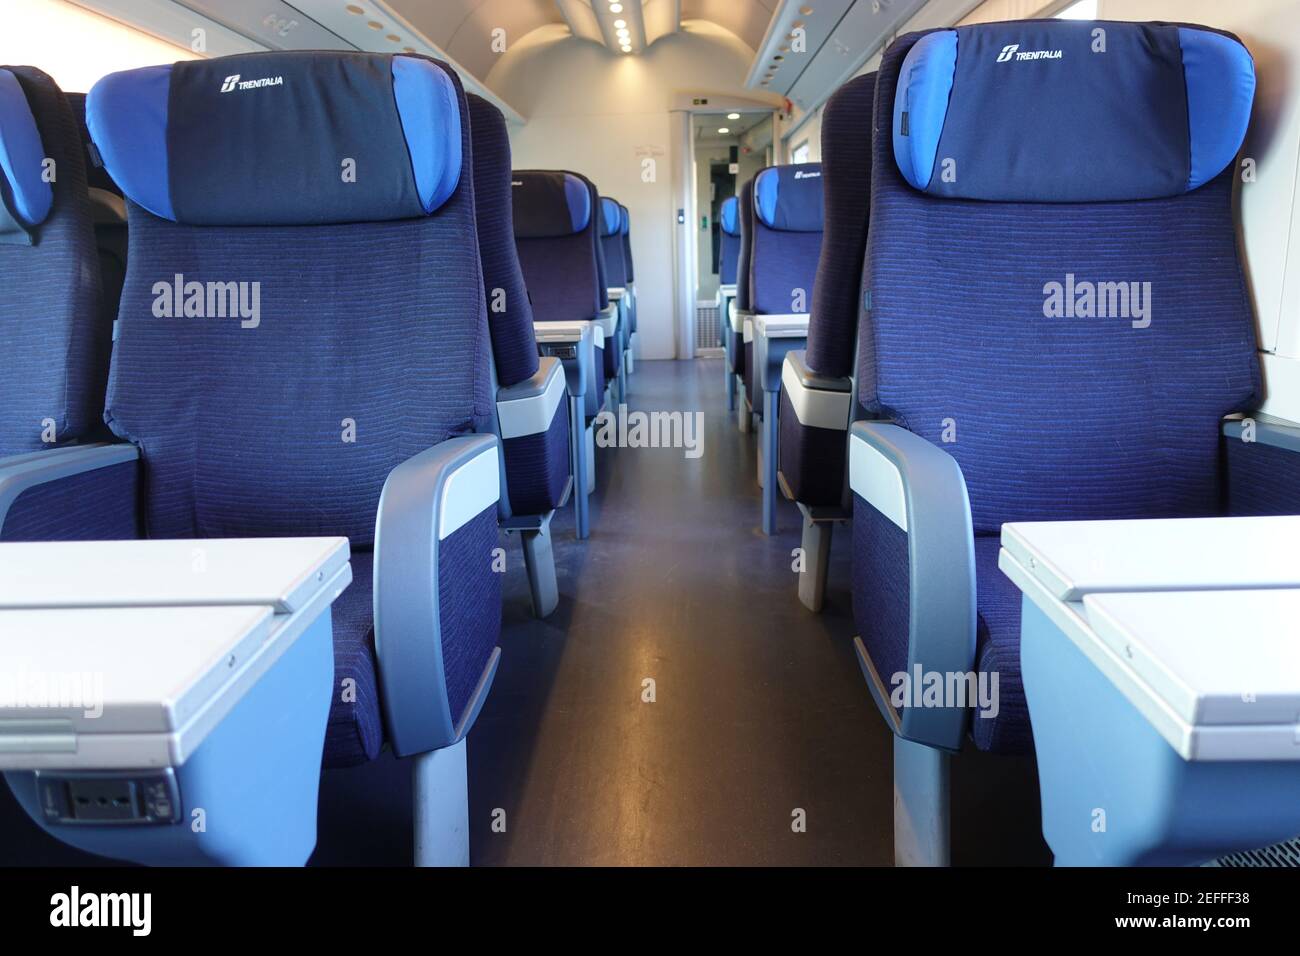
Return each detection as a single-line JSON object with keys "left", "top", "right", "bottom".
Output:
{"left": 564, "top": 173, "right": 590, "bottom": 232}
{"left": 600, "top": 195, "right": 621, "bottom": 236}
{"left": 391, "top": 55, "right": 462, "bottom": 214}
{"left": 0, "top": 69, "right": 53, "bottom": 226}
{"left": 86, "top": 64, "right": 173, "bottom": 221}
{"left": 892, "top": 30, "right": 957, "bottom": 191}
{"left": 720, "top": 195, "right": 739, "bottom": 235}
{"left": 619, "top": 203, "right": 629, "bottom": 236}
{"left": 755, "top": 167, "right": 779, "bottom": 227}
{"left": 1179, "top": 28, "right": 1255, "bottom": 192}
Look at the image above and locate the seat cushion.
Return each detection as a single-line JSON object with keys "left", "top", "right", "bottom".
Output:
{"left": 971, "top": 534, "right": 1031, "bottom": 754}
{"left": 325, "top": 552, "right": 384, "bottom": 768}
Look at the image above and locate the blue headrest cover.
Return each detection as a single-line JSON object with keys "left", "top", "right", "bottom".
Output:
{"left": 512, "top": 170, "right": 591, "bottom": 239}
{"left": 893, "top": 22, "right": 1255, "bottom": 202}
{"left": 619, "top": 204, "right": 629, "bottom": 236}
{"left": 720, "top": 195, "right": 739, "bottom": 236}
{"left": 754, "top": 164, "right": 824, "bottom": 232}
{"left": 600, "top": 196, "right": 621, "bottom": 237}
{"left": 86, "top": 52, "right": 462, "bottom": 225}
{"left": 0, "top": 69, "right": 53, "bottom": 230}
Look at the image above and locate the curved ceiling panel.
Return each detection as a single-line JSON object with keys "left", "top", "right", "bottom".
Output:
{"left": 386, "top": 0, "right": 564, "bottom": 82}
{"left": 681, "top": 0, "right": 778, "bottom": 51}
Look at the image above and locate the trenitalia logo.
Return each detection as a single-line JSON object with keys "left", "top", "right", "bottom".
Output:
{"left": 793, "top": 170, "right": 821, "bottom": 179}
{"left": 996, "top": 43, "right": 1062, "bottom": 62}
{"left": 220, "top": 73, "right": 285, "bottom": 93}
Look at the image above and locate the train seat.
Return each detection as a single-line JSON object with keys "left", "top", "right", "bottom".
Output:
{"left": 618, "top": 202, "right": 637, "bottom": 370}
{"left": 599, "top": 195, "right": 630, "bottom": 400}
{"left": 512, "top": 169, "right": 613, "bottom": 534}
{"left": 467, "top": 94, "right": 571, "bottom": 617}
{"left": 777, "top": 73, "right": 877, "bottom": 610}
{"left": 5, "top": 50, "right": 504, "bottom": 865}
{"left": 0, "top": 66, "right": 126, "bottom": 542}
{"left": 718, "top": 195, "right": 741, "bottom": 381}
{"left": 848, "top": 21, "right": 1266, "bottom": 863}
{"left": 747, "top": 162, "right": 825, "bottom": 534}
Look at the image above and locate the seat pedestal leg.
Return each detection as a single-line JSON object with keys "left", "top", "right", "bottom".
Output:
{"left": 797, "top": 515, "right": 832, "bottom": 611}
{"left": 737, "top": 386, "right": 750, "bottom": 433}
{"left": 413, "top": 738, "right": 469, "bottom": 867}
{"left": 894, "top": 735, "right": 951, "bottom": 867}
{"left": 570, "top": 396, "right": 589, "bottom": 540}
{"left": 520, "top": 522, "right": 559, "bottom": 617}
{"left": 726, "top": 363, "right": 735, "bottom": 411}
{"left": 761, "top": 391, "right": 779, "bottom": 534}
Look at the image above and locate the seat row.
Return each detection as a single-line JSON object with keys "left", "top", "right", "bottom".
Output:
{"left": 0, "top": 50, "right": 633, "bottom": 866}
{"left": 728, "top": 19, "right": 1300, "bottom": 864}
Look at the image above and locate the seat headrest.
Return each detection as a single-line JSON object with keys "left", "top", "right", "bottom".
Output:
{"left": 619, "top": 204, "right": 630, "bottom": 236}
{"left": 512, "top": 170, "right": 591, "bottom": 239}
{"left": 86, "top": 52, "right": 462, "bottom": 225}
{"left": 893, "top": 21, "right": 1255, "bottom": 202}
{"left": 0, "top": 68, "right": 54, "bottom": 236}
{"left": 720, "top": 195, "right": 740, "bottom": 236}
{"left": 754, "top": 164, "right": 824, "bottom": 232}
{"left": 600, "top": 195, "right": 622, "bottom": 237}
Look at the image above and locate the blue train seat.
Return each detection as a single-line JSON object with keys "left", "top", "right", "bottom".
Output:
{"left": 717, "top": 194, "right": 741, "bottom": 359}
{"left": 0, "top": 67, "right": 126, "bottom": 543}
{"left": 730, "top": 177, "right": 755, "bottom": 432}
{"left": 512, "top": 168, "right": 612, "bottom": 536}
{"left": 618, "top": 203, "right": 637, "bottom": 372}
{"left": 4, "top": 50, "right": 505, "bottom": 866}
{"left": 747, "top": 163, "right": 825, "bottom": 534}
{"left": 599, "top": 195, "right": 630, "bottom": 400}
{"left": 848, "top": 21, "right": 1265, "bottom": 864}
{"left": 777, "top": 73, "right": 877, "bottom": 610}
{"left": 467, "top": 93, "right": 571, "bottom": 617}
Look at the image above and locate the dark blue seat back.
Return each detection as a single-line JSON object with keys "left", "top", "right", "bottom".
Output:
{"left": 719, "top": 195, "right": 740, "bottom": 287}
{"left": 89, "top": 52, "right": 494, "bottom": 544}
{"left": 619, "top": 204, "right": 633, "bottom": 283}
{"left": 749, "top": 163, "right": 824, "bottom": 315}
{"left": 599, "top": 195, "right": 627, "bottom": 291}
{"left": 467, "top": 94, "right": 538, "bottom": 389}
{"left": 735, "top": 178, "right": 755, "bottom": 312}
{"left": 0, "top": 67, "right": 111, "bottom": 457}
{"left": 806, "top": 74, "right": 875, "bottom": 378}
{"left": 862, "top": 23, "right": 1260, "bottom": 533}
{"left": 512, "top": 169, "right": 603, "bottom": 322}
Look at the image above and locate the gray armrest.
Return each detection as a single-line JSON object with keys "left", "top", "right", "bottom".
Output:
{"left": 754, "top": 314, "right": 810, "bottom": 394}
{"left": 1223, "top": 418, "right": 1300, "bottom": 452}
{"left": 849, "top": 421, "right": 976, "bottom": 751}
{"left": 0, "top": 444, "right": 140, "bottom": 533}
{"left": 593, "top": 303, "right": 618, "bottom": 339}
{"left": 781, "top": 350, "right": 851, "bottom": 431}
{"left": 533, "top": 320, "right": 594, "bottom": 398}
{"left": 373, "top": 434, "right": 502, "bottom": 757}
{"left": 497, "top": 356, "right": 566, "bottom": 440}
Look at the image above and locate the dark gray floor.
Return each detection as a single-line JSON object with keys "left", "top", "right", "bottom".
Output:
{"left": 313, "top": 357, "right": 895, "bottom": 866}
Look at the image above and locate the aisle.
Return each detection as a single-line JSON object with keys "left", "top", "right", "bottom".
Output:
{"left": 469, "top": 358, "right": 892, "bottom": 865}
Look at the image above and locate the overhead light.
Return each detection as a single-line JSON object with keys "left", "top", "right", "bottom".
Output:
{"left": 617, "top": 29, "right": 630, "bottom": 38}
{"left": 614, "top": 19, "right": 627, "bottom": 29}
{"left": 610, "top": 2, "right": 623, "bottom": 11}
{"left": 727, "top": 112, "right": 740, "bottom": 120}
{"left": 800, "top": 5, "right": 814, "bottom": 14}
{"left": 621, "top": 46, "right": 633, "bottom": 53}
{"left": 345, "top": 4, "right": 364, "bottom": 14}
{"left": 718, "top": 127, "right": 730, "bottom": 134}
